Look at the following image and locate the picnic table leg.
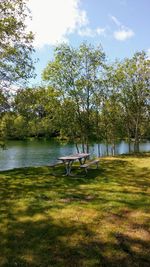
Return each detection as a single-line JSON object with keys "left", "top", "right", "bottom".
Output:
{"left": 84, "top": 167, "right": 88, "bottom": 175}
{"left": 64, "top": 160, "right": 73, "bottom": 176}
{"left": 79, "top": 156, "right": 88, "bottom": 165}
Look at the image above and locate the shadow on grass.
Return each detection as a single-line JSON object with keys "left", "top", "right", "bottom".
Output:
{"left": 0, "top": 156, "right": 150, "bottom": 266}
{"left": 0, "top": 214, "right": 150, "bottom": 267}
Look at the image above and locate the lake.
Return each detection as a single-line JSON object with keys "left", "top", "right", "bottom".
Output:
{"left": 0, "top": 139, "right": 150, "bottom": 171}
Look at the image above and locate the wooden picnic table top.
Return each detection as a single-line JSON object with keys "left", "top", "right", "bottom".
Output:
{"left": 58, "top": 153, "right": 90, "bottom": 161}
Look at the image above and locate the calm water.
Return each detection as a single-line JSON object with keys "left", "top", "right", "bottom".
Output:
{"left": 0, "top": 140, "right": 150, "bottom": 171}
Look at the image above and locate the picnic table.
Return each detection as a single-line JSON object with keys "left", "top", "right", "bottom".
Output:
{"left": 58, "top": 153, "right": 90, "bottom": 176}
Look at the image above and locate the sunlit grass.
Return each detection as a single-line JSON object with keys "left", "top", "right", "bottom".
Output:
{"left": 0, "top": 154, "right": 150, "bottom": 266}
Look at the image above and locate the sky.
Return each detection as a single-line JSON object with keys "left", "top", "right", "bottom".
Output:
{"left": 26, "top": 0, "right": 150, "bottom": 85}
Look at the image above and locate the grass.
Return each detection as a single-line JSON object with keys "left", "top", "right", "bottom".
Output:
{"left": 0, "top": 154, "right": 150, "bottom": 267}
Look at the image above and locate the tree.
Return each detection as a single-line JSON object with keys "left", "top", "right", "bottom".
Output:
{"left": 0, "top": 0, "right": 35, "bottom": 89}
{"left": 113, "top": 52, "right": 150, "bottom": 152}
{"left": 0, "top": 89, "right": 10, "bottom": 114}
{"left": 42, "top": 42, "right": 106, "bottom": 152}
{"left": 14, "top": 86, "right": 61, "bottom": 138}
{"left": 100, "top": 94, "right": 125, "bottom": 155}
{"left": 0, "top": 89, "right": 10, "bottom": 146}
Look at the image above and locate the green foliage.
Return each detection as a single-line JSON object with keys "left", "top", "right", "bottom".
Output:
{"left": 43, "top": 42, "right": 106, "bottom": 150}
{"left": 111, "top": 52, "right": 150, "bottom": 152}
{"left": 0, "top": 41, "right": 150, "bottom": 152}
{"left": 0, "top": 89, "right": 10, "bottom": 114}
{"left": 13, "top": 86, "right": 61, "bottom": 138}
{"left": 0, "top": 0, "right": 35, "bottom": 88}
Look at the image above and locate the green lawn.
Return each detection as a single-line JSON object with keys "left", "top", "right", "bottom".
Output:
{"left": 0, "top": 155, "right": 150, "bottom": 267}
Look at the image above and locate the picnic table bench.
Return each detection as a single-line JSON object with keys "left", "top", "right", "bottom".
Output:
{"left": 49, "top": 161, "right": 64, "bottom": 174}
{"left": 80, "top": 159, "right": 100, "bottom": 174}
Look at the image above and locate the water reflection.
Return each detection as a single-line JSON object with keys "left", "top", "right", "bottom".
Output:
{"left": 0, "top": 140, "right": 150, "bottom": 171}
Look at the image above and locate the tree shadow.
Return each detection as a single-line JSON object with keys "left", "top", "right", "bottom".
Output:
{"left": 0, "top": 157, "right": 150, "bottom": 266}
{"left": 0, "top": 214, "right": 150, "bottom": 267}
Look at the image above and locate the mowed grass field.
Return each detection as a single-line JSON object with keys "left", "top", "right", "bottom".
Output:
{"left": 0, "top": 154, "right": 150, "bottom": 267}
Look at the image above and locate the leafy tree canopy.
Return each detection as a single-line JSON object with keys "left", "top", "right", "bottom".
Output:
{"left": 0, "top": 0, "right": 35, "bottom": 89}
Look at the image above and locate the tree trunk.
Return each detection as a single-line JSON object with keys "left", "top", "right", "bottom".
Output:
{"left": 86, "top": 142, "right": 89, "bottom": 153}
{"left": 127, "top": 129, "right": 131, "bottom": 153}
{"left": 82, "top": 143, "right": 85, "bottom": 153}
{"left": 128, "top": 140, "right": 131, "bottom": 153}
{"left": 134, "top": 119, "right": 140, "bottom": 153}
{"left": 75, "top": 143, "right": 80, "bottom": 153}
{"left": 134, "top": 138, "right": 140, "bottom": 153}
{"left": 106, "top": 140, "right": 109, "bottom": 156}
{"left": 98, "top": 143, "right": 101, "bottom": 157}
{"left": 111, "top": 142, "right": 115, "bottom": 156}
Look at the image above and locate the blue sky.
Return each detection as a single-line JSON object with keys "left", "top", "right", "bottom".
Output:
{"left": 27, "top": 0, "right": 150, "bottom": 86}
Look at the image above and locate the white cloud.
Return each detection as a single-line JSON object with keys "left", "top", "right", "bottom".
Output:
{"left": 110, "top": 15, "right": 134, "bottom": 41}
{"left": 96, "top": 28, "right": 106, "bottom": 35}
{"left": 78, "top": 27, "right": 106, "bottom": 37}
{"left": 78, "top": 27, "right": 95, "bottom": 37}
{"left": 110, "top": 15, "right": 121, "bottom": 27}
{"left": 27, "top": 0, "right": 88, "bottom": 48}
{"left": 114, "top": 28, "right": 134, "bottom": 41}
